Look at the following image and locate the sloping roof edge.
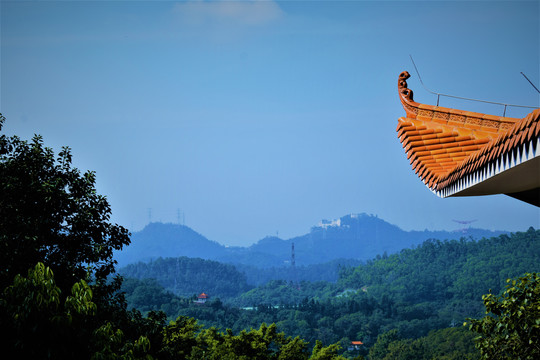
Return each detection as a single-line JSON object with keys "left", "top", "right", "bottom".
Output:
{"left": 436, "top": 109, "right": 540, "bottom": 199}
{"left": 397, "top": 71, "right": 540, "bottom": 206}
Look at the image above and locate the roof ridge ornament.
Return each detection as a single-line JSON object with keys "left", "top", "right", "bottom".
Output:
{"left": 398, "top": 71, "right": 414, "bottom": 101}
{"left": 398, "top": 71, "right": 420, "bottom": 118}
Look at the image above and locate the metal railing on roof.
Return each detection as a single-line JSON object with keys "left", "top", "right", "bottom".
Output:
{"left": 409, "top": 56, "right": 539, "bottom": 117}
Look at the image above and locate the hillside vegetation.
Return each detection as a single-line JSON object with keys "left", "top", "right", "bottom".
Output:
{"left": 121, "top": 228, "right": 540, "bottom": 358}
{"left": 339, "top": 227, "right": 540, "bottom": 305}
{"left": 119, "top": 257, "right": 252, "bottom": 298}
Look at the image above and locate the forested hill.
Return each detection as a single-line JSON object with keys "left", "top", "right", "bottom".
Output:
{"left": 234, "top": 228, "right": 540, "bottom": 308}
{"left": 119, "top": 257, "right": 252, "bottom": 299}
{"left": 120, "top": 228, "right": 540, "bottom": 311}
{"left": 114, "top": 214, "right": 506, "bottom": 267}
{"left": 120, "top": 228, "right": 540, "bottom": 355}
{"left": 337, "top": 227, "right": 540, "bottom": 307}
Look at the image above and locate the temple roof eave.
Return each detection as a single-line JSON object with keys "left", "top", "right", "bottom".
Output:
{"left": 396, "top": 71, "right": 540, "bottom": 205}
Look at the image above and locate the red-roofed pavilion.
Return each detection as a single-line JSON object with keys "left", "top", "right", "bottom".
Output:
{"left": 196, "top": 292, "right": 209, "bottom": 304}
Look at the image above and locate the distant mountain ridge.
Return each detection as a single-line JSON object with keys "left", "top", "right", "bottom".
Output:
{"left": 114, "top": 223, "right": 227, "bottom": 266}
{"left": 114, "top": 213, "right": 507, "bottom": 268}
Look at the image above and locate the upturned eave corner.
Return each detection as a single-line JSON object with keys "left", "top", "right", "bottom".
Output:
{"left": 398, "top": 71, "right": 419, "bottom": 119}
{"left": 394, "top": 71, "right": 540, "bottom": 206}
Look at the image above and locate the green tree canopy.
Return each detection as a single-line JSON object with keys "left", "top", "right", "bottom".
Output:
{"left": 0, "top": 263, "right": 96, "bottom": 358}
{"left": 0, "top": 114, "right": 130, "bottom": 291}
{"left": 468, "top": 272, "right": 540, "bottom": 360}
{"left": 0, "top": 262, "right": 154, "bottom": 359}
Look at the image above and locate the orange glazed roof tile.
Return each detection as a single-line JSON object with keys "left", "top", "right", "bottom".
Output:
{"left": 397, "top": 71, "right": 540, "bottom": 206}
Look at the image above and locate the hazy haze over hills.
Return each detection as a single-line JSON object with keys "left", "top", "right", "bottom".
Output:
{"left": 114, "top": 213, "right": 507, "bottom": 268}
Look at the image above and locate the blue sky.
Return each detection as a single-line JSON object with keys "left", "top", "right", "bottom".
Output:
{"left": 1, "top": 1, "right": 539, "bottom": 246}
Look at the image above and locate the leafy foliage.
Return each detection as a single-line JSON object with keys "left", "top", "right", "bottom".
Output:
{"left": 468, "top": 273, "right": 540, "bottom": 359}
{"left": 368, "top": 327, "right": 479, "bottom": 360}
{"left": 0, "top": 262, "right": 348, "bottom": 359}
{"left": 189, "top": 323, "right": 346, "bottom": 360}
{"left": 0, "top": 263, "right": 97, "bottom": 358}
{"left": 0, "top": 113, "right": 130, "bottom": 292}
{"left": 91, "top": 322, "right": 153, "bottom": 360}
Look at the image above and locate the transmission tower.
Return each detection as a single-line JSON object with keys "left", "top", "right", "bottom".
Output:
{"left": 291, "top": 242, "right": 299, "bottom": 289}
{"left": 291, "top": 242, "right": 296, "bottom": 267}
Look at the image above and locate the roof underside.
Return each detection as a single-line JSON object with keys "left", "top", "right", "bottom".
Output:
{"left": 397, "top": 71, "right": 540, "bottom": 206}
